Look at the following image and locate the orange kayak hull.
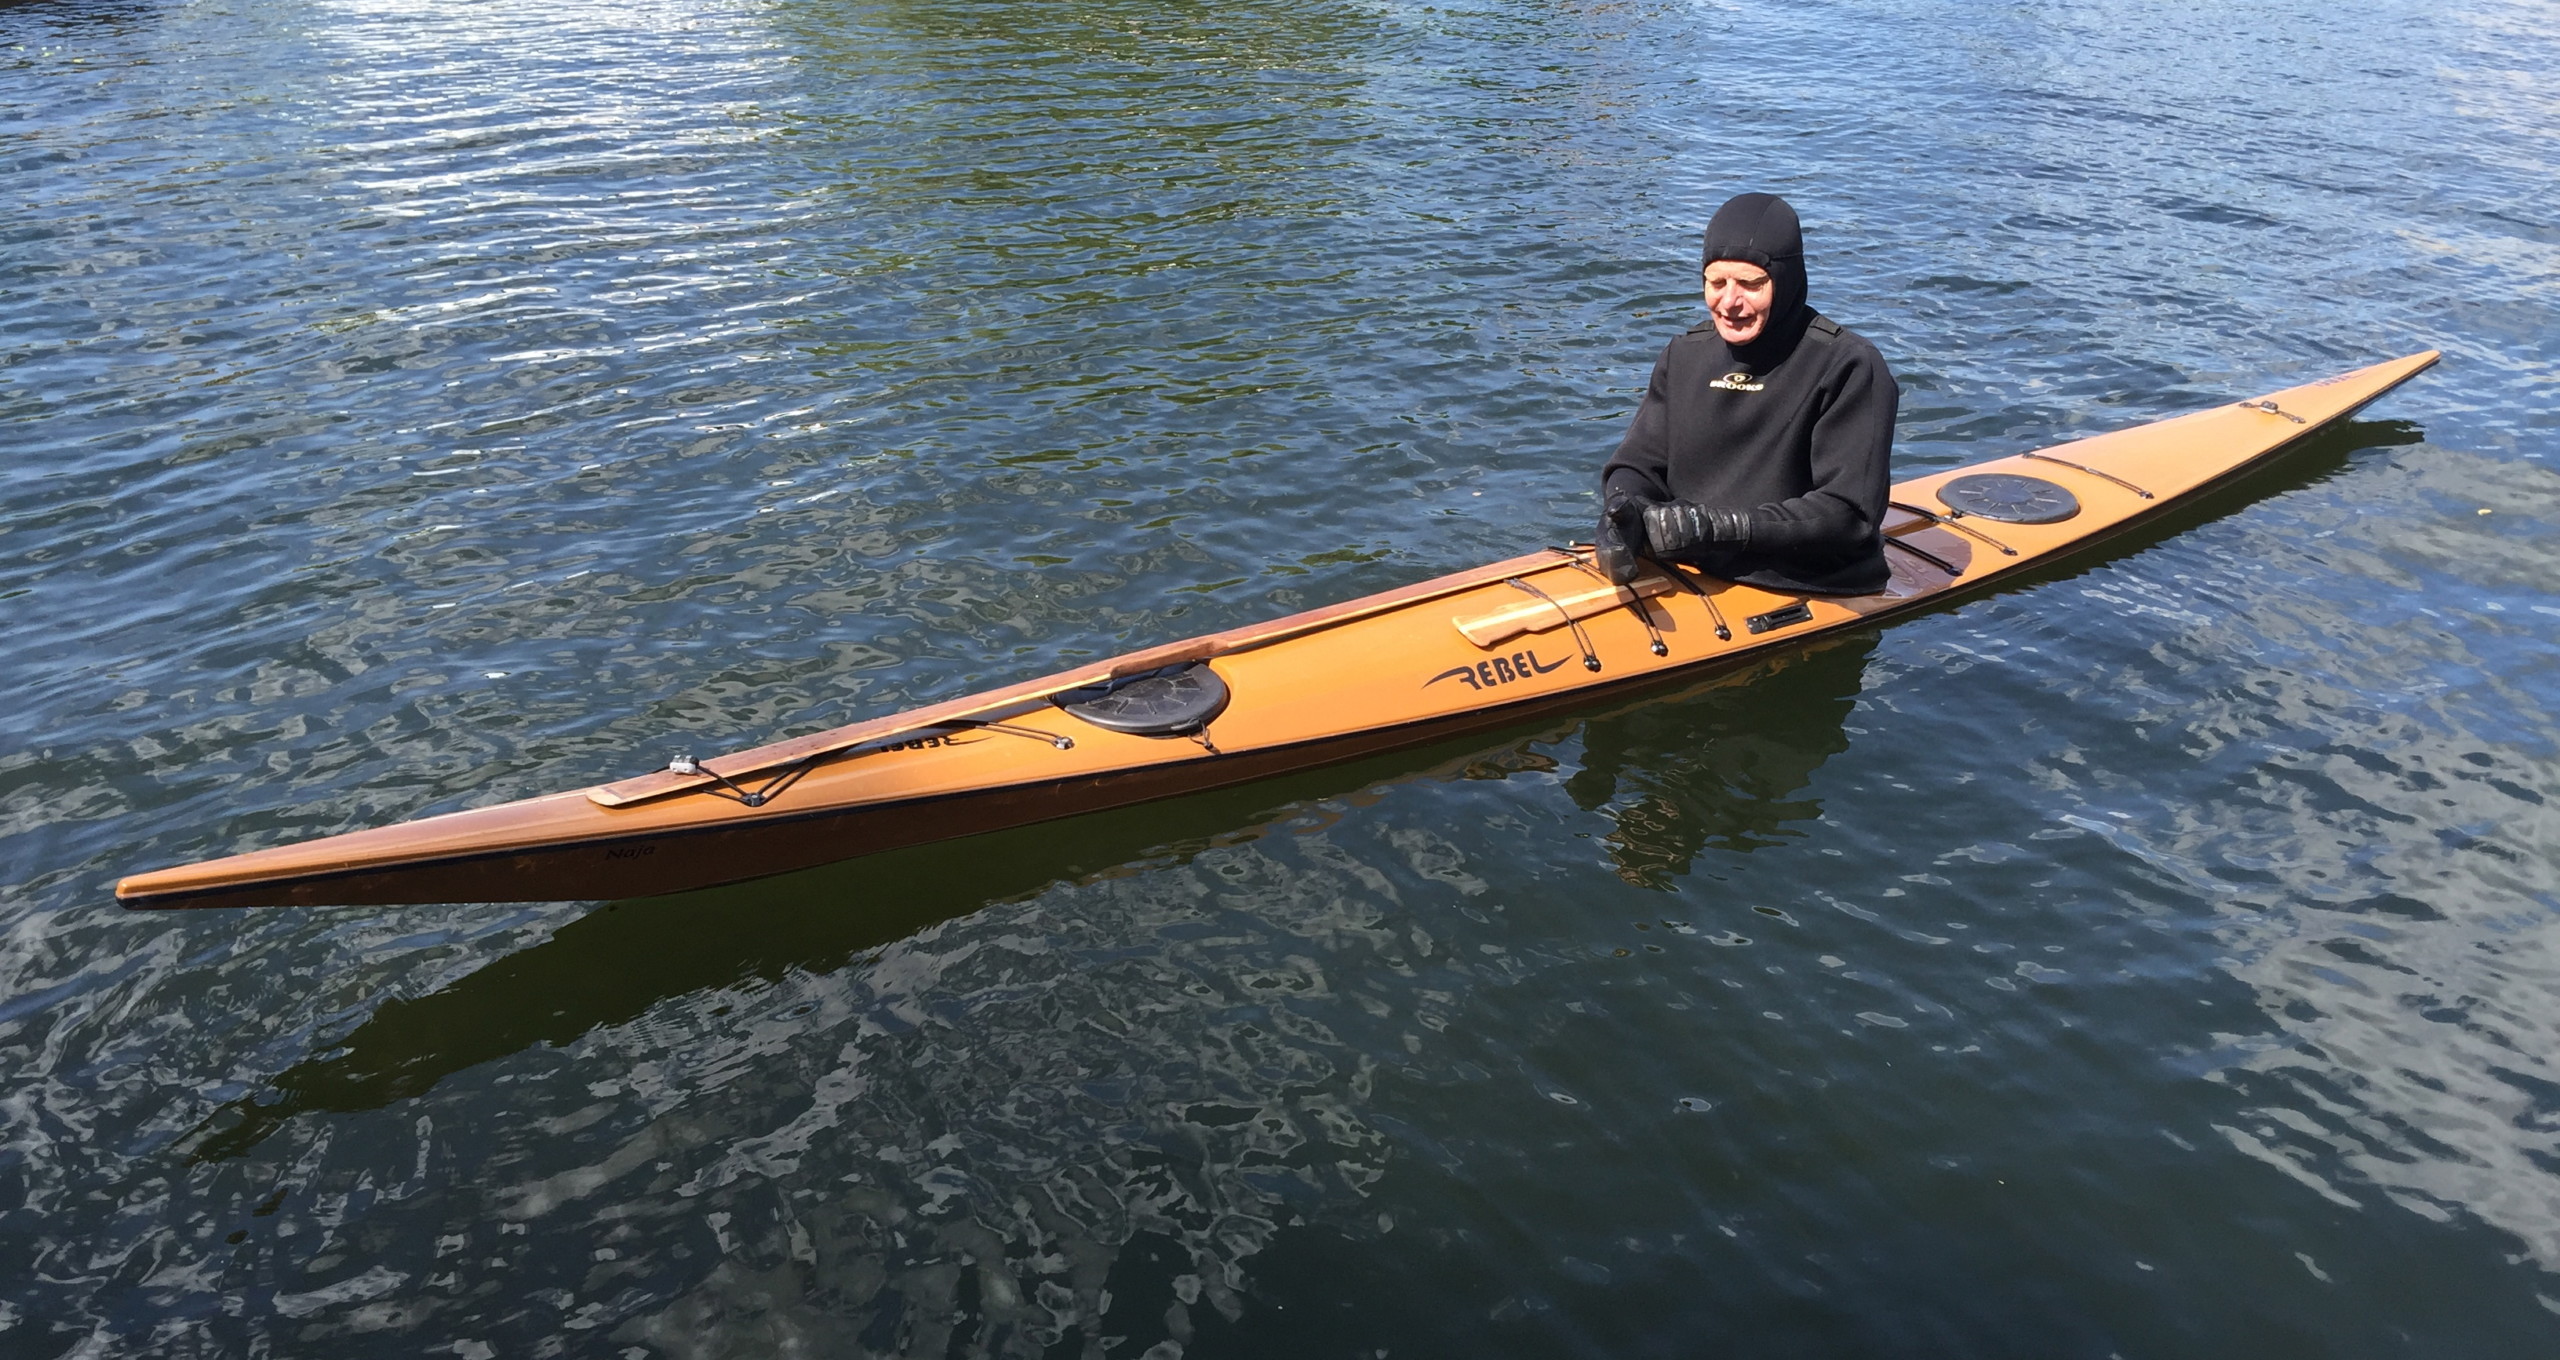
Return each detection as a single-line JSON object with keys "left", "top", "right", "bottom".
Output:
{"left": 116, "top": 351, "right": 2440, "bottom": 909}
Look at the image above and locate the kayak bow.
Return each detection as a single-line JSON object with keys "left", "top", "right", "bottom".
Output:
{"left": 117, "top": 351, "right": 2439, "bottom": 909}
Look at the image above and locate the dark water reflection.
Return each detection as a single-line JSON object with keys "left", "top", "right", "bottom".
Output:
{"left": 1567, "top": 640, "right": 1866, "bottom": 887}
{"left": 184, "top": 640, "right": 1871, "bottom": 1168}
{"left": 161, "top": 641, "right": 1884, "bottom": 1358}
{"left": 7, "top": 0, "right": 2560, "bottom": 1354}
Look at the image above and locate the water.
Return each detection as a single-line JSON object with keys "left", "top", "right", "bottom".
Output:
{"left": 5, "top": 0, "right": 2558, "bottom": 1353}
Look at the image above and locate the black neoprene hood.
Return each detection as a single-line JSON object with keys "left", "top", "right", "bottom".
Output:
{"left": 1699, "top": 192, "right": 1809, "bottom": 336}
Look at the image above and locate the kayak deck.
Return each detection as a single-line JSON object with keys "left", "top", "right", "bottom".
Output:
{"left": 116, "top": 351, "right": 2439, "bottom": 909}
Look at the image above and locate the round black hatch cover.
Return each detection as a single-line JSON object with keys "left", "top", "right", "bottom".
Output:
{"left": 1938, "top": 473, "right": 2080, "bottom": 524}
{"left": 1054, "top": 662, "right": 1231, "bottom": 736}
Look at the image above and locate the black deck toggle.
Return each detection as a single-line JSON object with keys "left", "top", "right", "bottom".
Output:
{"left": 1745, "top": 601, "right": 1815, "bottom": 635}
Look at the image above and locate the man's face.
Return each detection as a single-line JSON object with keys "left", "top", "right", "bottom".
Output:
{"left": 1702, "top": 260, "right": 1776, "bottom": 346}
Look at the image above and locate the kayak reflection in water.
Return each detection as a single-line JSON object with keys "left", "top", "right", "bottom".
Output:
{"left": 1596, "top": 191, "right": 1901, "bottom": 597}
{"left": 1565, "top": 636, "right": 1871, "bottom": 888}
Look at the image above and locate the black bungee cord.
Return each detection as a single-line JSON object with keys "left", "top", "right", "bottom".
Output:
{"left": 1505, "top": 576, "right": 1604, "bottom": 672}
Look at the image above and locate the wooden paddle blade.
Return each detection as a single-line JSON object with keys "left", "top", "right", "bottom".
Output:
{"left": 1452, "top": 574, "right": 1678, "bottom": 649}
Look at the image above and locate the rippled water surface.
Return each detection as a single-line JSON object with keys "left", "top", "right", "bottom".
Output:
{"left": 7, "top": 0, "right": 2560, "bottom": 1354}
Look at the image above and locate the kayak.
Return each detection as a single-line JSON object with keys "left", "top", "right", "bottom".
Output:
{"left": 117, "top": 351, "right": 2439, "bottom": 910}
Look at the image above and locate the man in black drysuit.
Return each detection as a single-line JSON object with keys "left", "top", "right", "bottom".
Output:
{"left": 1596, "top": 192, "right": 1899, "bottom": 595}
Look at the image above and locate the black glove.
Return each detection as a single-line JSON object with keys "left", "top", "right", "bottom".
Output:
{"left": 1641, "top": 500, "right": 1752, "bottom": 556}
{"left": 1594, "top": 490, "right": 1651, "bottom": 585}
